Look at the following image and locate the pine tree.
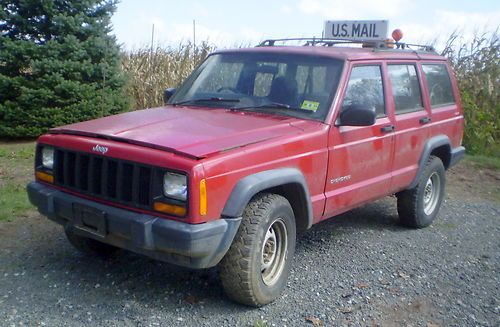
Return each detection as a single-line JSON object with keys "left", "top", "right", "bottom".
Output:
{"left": 0, "top": 0, "right": 129, "bottom": 137}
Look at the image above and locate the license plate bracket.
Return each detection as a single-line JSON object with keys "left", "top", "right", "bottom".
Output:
{"left": 73, "top": 203, "right": 107, "bottom": 238}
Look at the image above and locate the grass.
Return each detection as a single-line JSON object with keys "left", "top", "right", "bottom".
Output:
{"left": 0, "top": 184, "right": 33, "bottom": 221}
{"left": 0, "top": 141, "right": 36, "bottom": 221}
{"left": 465, "top": 155, "right": 500, "bottom": 171}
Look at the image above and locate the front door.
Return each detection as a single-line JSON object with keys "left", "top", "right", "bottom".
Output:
{"left": 323, "top": 63, "right": 394, "bottom": 219}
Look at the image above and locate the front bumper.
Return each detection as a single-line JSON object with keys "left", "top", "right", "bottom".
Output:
{"left": 27, "top": 181, "right": 241, "bottom": 269}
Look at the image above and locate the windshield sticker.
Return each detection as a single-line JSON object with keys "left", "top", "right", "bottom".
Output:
{"left": 301, "top": 100, "right": 320, "bottom": 112}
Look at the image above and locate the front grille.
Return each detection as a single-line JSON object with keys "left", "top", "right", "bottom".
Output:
{"left": 53, "top": 149, "right": 154, "bottom": 209}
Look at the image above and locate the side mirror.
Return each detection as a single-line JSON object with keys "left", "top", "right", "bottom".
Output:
{"left": 163, "top": 88, "right": 176, "bottom": 105}
{"left": 336, "top": 104, "right": 376, "bottom": 127}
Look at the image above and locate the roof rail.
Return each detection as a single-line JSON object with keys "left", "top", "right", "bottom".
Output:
{"left": 256, "top": 38, "right": 436, "bottom": 53}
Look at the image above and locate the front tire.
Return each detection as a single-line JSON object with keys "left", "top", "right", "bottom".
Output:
{"left": 397, "top": 156, "right": 445, "bottom": 228}
{"left": 219, "top": 193, "right": 296, "bottom": 307}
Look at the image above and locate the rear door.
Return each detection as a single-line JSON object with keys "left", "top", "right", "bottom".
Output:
{"left": 323, "top": 62, "right": 394, "bottom": 219}
{"left": 385, "top": 62, "right": 431, "bottom": 192}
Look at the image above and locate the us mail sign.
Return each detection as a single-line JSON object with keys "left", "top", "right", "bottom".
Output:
{"left": 324, "top": 20, "right": 388, "bottom": 40}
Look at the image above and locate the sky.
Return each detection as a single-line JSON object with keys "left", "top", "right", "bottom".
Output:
{"left": 111, "top": 0, "right": 500, "bottom": 50}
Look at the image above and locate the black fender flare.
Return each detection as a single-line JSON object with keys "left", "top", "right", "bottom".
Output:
{"left": 221, "top": 168, "right": 313, "bottom": 230}
{"left": 409, "top": 135, "right": 451, "bottom": 189}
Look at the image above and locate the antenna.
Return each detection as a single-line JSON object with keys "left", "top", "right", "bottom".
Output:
{"left": 193, "top": 20, "right": 196, "bottom": 48}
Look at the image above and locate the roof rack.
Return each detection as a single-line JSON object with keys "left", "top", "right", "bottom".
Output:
{"left": 257, "top": 38, "right": 436, "bottom": 53}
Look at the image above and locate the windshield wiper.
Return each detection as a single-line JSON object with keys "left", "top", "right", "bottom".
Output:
{"left": 171, "top": 97, "right": 240, "bottom": 106}
{"left": 231, "top": 102, "right": 303, "bottom": 112}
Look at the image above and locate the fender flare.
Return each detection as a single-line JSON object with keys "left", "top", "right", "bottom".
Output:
{"left": 221, "top": 168, "right": 313, "bottom": 230}
{"left": 409, "top": 135, "right": 451, "bottom": 189}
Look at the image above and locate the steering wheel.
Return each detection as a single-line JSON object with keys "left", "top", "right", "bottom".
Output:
{"left": 217, "top": 87, "right": 239, "bottom": 94}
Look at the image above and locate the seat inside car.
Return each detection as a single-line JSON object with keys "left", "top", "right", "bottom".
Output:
{"left": 268, "top": 76, "right": 298, "bottom": 105}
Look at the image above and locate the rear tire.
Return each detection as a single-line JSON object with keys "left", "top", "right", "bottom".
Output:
{"left": 218, "top": 193, "right": 296, "bottom": 307}
{"left": 397, "top": 156, "right": 445, "bottom": 228}
{"left": 64, "top": 227, "right": 119, "bottom": 258}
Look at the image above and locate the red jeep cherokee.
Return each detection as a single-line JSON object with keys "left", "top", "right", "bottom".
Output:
{"left": 28, "top": 38, "right": 465, "bottom": 306}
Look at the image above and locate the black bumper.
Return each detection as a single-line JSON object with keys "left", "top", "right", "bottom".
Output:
{"left": 27, "top": 182, "right": 241, "bottom": 269}
{"left": 449, "top": 146, "right": 466, "bottom": 168}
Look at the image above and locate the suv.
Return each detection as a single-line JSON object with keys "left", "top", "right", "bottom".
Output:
{"left": 28, "top": 38, "right": 465, "bottom": 307}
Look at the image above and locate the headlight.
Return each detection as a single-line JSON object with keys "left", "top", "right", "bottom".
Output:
{"left": 42, "top": 147, "right": 54, "bottom": 170}
{"left": 163, "top": 172, "right": 187, "bottom": 200}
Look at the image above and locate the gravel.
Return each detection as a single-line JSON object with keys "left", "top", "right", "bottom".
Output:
{"left": 0, "top": 182, "right": 498, "bottom": 326}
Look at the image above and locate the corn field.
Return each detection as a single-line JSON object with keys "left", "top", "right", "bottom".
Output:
{"left": 122, "top": 31, "right": 499, "bottom": 157}
{"left": 121, "top": 41, "right": 214, "bottom": 109}
{"left": 440, "top": 30, "right": 500, "bottom": 156}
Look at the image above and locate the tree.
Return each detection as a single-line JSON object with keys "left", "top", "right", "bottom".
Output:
{"left": 0, "top": 0, "right": 129, "bottom": 137}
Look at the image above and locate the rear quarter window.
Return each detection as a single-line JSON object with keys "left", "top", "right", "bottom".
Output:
{"left": 422, "top": 64, "right": 455, "bottom": 107}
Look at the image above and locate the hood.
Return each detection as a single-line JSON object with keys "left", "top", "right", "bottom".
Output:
{"left": 50, "top": 106, "right": 317, "bottom": 159}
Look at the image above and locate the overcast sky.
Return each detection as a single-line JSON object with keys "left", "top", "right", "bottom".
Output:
{"left": 111, "top": 0, "right": 500, "bottom": 50}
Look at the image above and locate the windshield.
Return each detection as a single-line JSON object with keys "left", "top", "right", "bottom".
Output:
{"left": 169, "top": 52, "right": 344, "bottom": 121}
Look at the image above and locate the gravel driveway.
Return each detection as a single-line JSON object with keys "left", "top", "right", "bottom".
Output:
{"left": 0, "top": 166, "right": 498, "bottom": 327}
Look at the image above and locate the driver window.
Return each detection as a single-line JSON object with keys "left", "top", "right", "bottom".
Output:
{"left": 342, "top": 65, "right": 385, "bottom": 117}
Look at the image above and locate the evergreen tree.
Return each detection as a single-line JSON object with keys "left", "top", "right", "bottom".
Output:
{"left": 0, "top": 0, "right": 129, "bottom": 137}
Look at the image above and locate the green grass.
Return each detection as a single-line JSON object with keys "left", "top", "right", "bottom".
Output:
{"left": 465, "top": 155, "right": 500, "bottom": 171}
{"left": 0, "top": 183, "right": 33, "bottom": 221}
{"left": 0, "top": 142, "right": 36, "bottom": 221}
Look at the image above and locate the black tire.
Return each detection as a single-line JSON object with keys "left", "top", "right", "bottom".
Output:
{"left": 397, "top": 156, "right": 445, "bottom": 228}
{"left": 64, "top": 227, "right": 119, "bottom": 258}
{"left": 218, "top": 193, "right": 296, "bottom": 307}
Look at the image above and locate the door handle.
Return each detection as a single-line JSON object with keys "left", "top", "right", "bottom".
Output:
{"left": 419, "top": 117, "right": 431, "bottom": 124}
{"left": 380, "top": 125, "right": 395, "bottom": 133}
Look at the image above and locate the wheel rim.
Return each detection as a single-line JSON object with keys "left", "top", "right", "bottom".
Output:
{"left": 423, "top": 172, "right": 441, "bottom": 215}
{"left": 261, "top": 218, "right": 288, "bottom": 286}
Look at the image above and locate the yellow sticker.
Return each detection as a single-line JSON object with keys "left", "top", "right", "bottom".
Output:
{"left": 301, "top": 100, "right": 320, "bottom": 112}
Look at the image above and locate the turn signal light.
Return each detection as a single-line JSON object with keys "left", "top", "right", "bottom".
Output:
{"left": 199, "top": 179, "right": 207, "bottom": 216}
{"left": 36, "top": 171, "right": 54, "bottom": 183}
{"left": 153, "top": 201, "right": 187, "bottom": 216}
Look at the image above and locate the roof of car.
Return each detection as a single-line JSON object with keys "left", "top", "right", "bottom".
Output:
{"left": 215, "top": 45, "right": 447, "bottom": 62}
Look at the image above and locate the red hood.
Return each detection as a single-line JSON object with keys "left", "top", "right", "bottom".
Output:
{"left": 50, "top": 106, "right": 318, "bottom": 159}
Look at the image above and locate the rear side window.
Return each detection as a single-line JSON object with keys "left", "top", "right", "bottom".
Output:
{"left": 422, "top": 64, "right": 455, "bottom": 107}
{"left": 388, "top": 65, "right": 424, "bottom": 114}
{"left": 342, "top": 65, "right": 385, "bottom": 117}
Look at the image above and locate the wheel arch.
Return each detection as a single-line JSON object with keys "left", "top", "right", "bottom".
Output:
{"left": 409, "top": 135, "right": 452, "bottom": 189}
{"left": 221, "top": 168, "right": 313, "bottom": 233}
